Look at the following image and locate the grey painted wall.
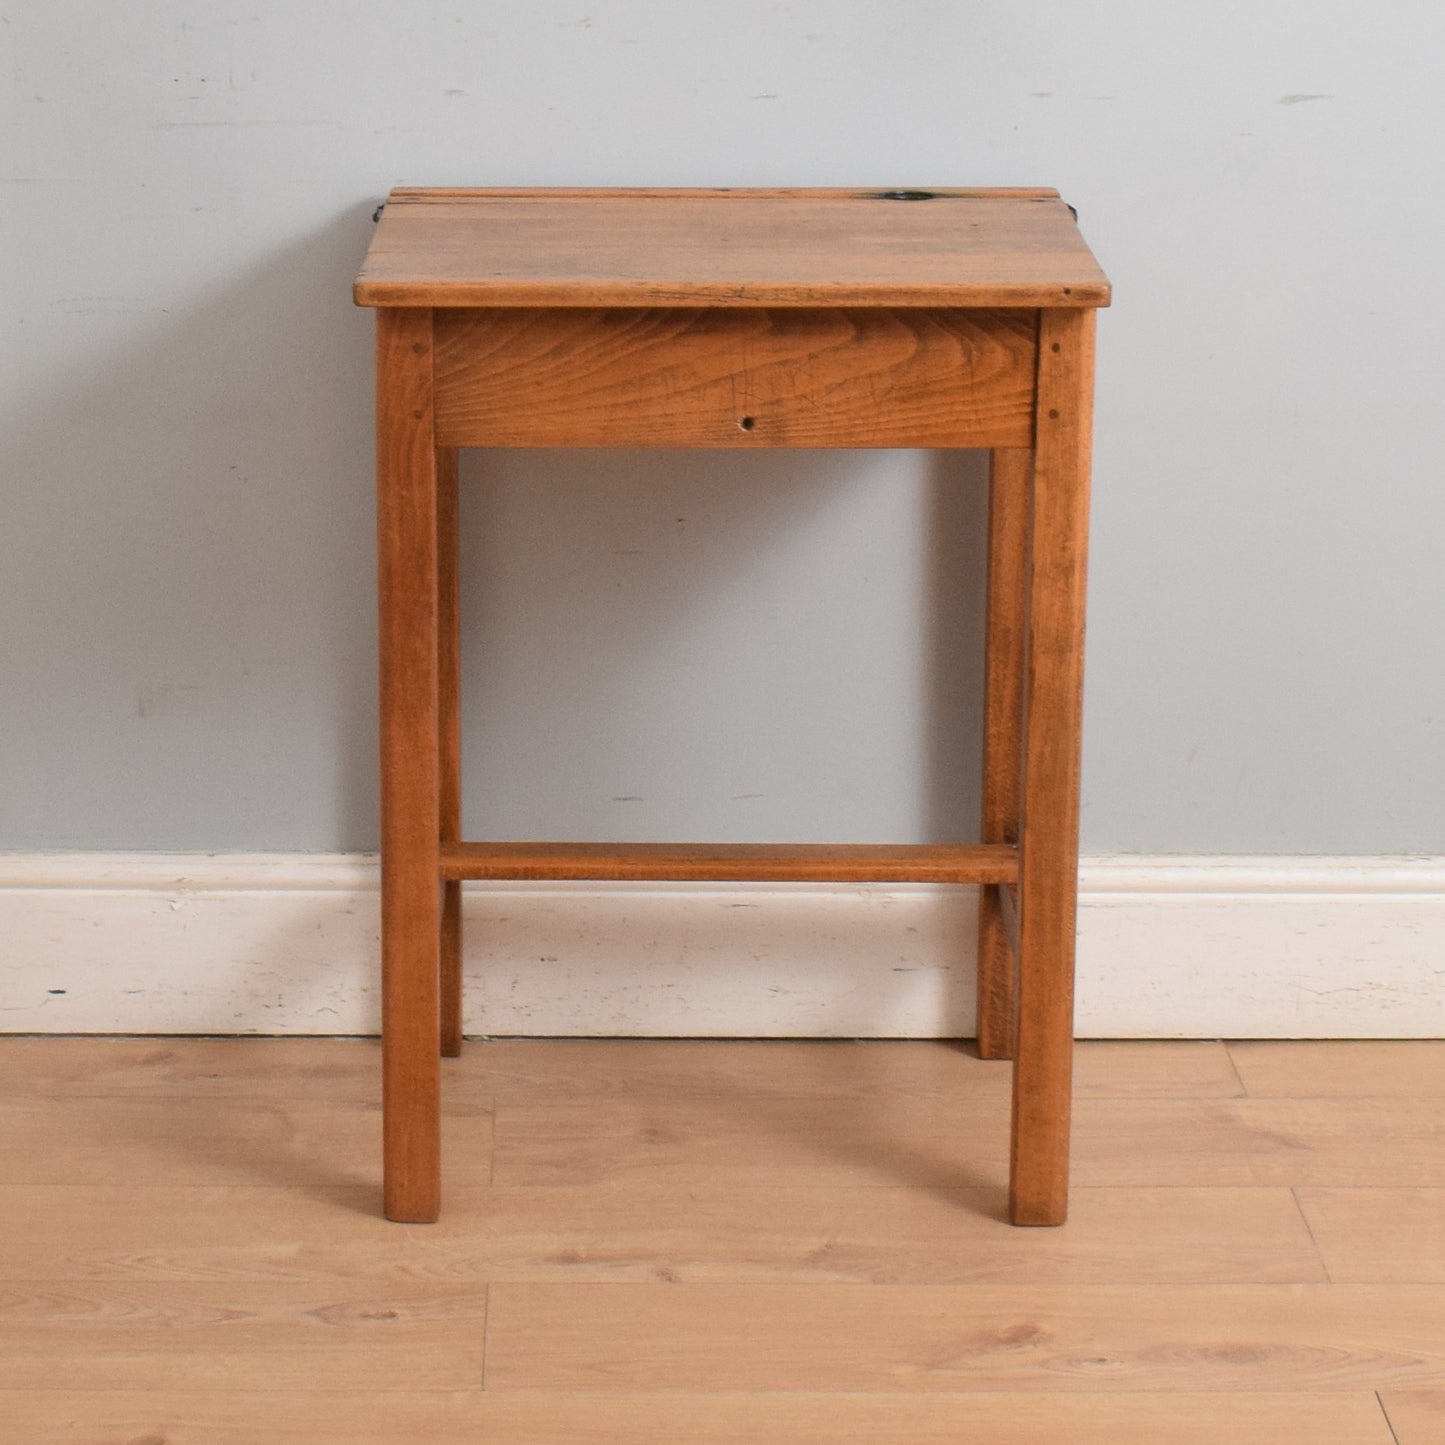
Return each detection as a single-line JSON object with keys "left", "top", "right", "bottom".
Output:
{"left": 4, "top": 2, "right": 1442, "bottom": 854}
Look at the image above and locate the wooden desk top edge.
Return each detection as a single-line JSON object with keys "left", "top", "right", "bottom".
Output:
{"left": 354, "top": 186, "right": 1111, "bottom": 310}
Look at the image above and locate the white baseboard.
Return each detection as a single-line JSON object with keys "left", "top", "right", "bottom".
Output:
{"left": 2, "top": 853, "right": 1443, "bottom": 1038}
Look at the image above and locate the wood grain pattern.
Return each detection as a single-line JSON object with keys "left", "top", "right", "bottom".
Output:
{"left": 401, "top": 1185, "right": 1324, "bottom": 1287}
{"left": 0, "top": 1040, "right": 1438, "bottom": 1441}
{"left": 390, "top": 186, "right": 1068, "bottom": 200}
{"left": 0, "top": 1184, "right": 1324, "bottom": 1287}
{"left": 355, "top": 188, "right": 1110, "bottom": 309}
{"left": 446, "top": 1185, "right": 1323, "bottom": 1287}
{"left": 471, "top": 1039, "right": 1243, "bottom": 1105}
{"left": 0, "top": 1037, "right": 482, "bottom": 1108}
{"left": 1378, "top": 1392, "right": 1445, "bottom": 1445}
{"left": 0, "top": 1390, "right": 1396, "bottom": 1445}
{"left": 488, "top": 1082, "right": 1445, "bottom": 1193}
{"left": 485, "top": 1281, "right": 1445, "bottom": 1393}
{"left": 376, "top": 307, "right": 442, "bottom": 1222}
{"left": 0, "top": 1038, "right": 1245, "bottom": 1104}
{"left": 489, "top": 1089, "right": 1011, "bottom": 1192}
{"left": 1063, "top": 1040, "right": 1245, "bottom": 1100}
{"left": 976, "top": 448, "right": 1030, "bottom": 1060}
{"left": 0, "top": 1097, "right": 491, "bottom": 1188}
{"left": 476, "top": 1039, "right": 1014, "bottom": 1106}
{"left": 1230, "top": 1041, "right": 1445, "bottom": 1097}
{"left": 1010, "top": 308, "right": 1096, "bottom": 1225}
{"left": 0, "top": 1034, "right": 1242, "bottom": 1098}
{"left": 0, "top": 1185, "right": 473, "bottom": 1283}
{"left": 439, "top": 841, "right": 1018, "bottom": 884}
{"left": 0, "top": 1282, "right": 487, "bottom": 1392}
{"left": 433, "top": 307, "right": 1036, "bottom": 449}
{"left": 436, "top": 444, "right": 463, "bottom": 1059}
{"left": 1071, "top": 1097, "right": 1445, "bottom": 1187}
{"left": 1295, "top": 1189, "right": 1445, "bottom": 1282}
{"left": 424, "top": 1184, "right": 1323, "bottom": 1288}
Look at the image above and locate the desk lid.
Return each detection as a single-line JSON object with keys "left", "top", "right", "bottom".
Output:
{"left": 353, "top": 187, "right": 1110, "bottom": 309}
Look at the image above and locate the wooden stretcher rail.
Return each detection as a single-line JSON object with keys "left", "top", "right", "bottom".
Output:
{"left": 439, "top": 841, "right": 1019, "bottom": 885}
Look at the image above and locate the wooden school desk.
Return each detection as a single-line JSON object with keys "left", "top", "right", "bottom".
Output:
{"left": 353, "top": 186, "right": 1110, "bottom": 1225}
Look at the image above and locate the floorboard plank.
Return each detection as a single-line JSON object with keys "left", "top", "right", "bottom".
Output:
{"left": 486, "top": 1282, "right": 1445, "bottom": 1392}
{"left": 1075, "top": 1099, "right": 1445, "bottom": 1187}
{"left": 0, "top": 1037, "right": 386, "bottom": 1104}
{"left": 0, "top": 1282, "right": 486, "bottom": 1391}
{"left": 473, "top": 1038, "right": 1243, "bottom": 1103}
{"left": 0, "top": 1038, "right": 1241, "bottom": 1105}
{"left": 0, "top": 1390, "right": 1397, "bottom": 1444}
{"left": 1378, "top": 1392, "right": 1445, "bottom": 1445}
{"left": 1230, "top": 1042, "right": 1445, "bottom": 1098}
{"left": 1296, "top": 1189, "right": 1445, "bottom": 1282}
{"left": 0, "top": 1039, "right": 1435, "bottom": 1439}
{"left": 0, "top": 1097, "right": 490, "bottom": 1190}
{"left": 492, "top": 1092, "right": 1445, "bottom": 1190}
{"left": 0, "top": 1036, "right": 486, "bottom": 1109}
{"left": 0, "top": 1184, "right": 1325, "bottom": 1285}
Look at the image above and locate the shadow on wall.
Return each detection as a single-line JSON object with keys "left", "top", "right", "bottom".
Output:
{"left": 454, "top": 445, "right": 988, "bottom": 845}
{"left": 926, "top": 449, "right": 990, "bottom": 845}
{"left": 3, "top": 197, "right": 990, "bottom": 851}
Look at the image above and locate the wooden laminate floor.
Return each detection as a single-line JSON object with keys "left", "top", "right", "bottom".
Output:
{"left": 1, "top": 1037, "right": 1443, "bottom": 1442}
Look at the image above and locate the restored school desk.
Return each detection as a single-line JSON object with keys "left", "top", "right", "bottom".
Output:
{"left": 353, "top": 186, "right": 1110, "bottom": 1225}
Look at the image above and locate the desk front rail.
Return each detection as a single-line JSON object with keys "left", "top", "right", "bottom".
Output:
{"left": 432, "top": 306, "right": 1038, "bottom": 450}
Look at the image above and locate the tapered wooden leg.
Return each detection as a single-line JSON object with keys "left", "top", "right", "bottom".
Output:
{"left": 437, "top": 446, "right": 463, "bottom": 1059}
{"left": 976, "top": 448, "right": 1029, "bottom": 1060}
{"left": 377, "top": 307, "right": 442, "bottom": 1223}
{"left": 1009, "top": 308, "right": 1095, "bottom": 1227}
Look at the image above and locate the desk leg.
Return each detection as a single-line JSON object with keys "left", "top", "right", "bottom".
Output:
{"left": 437, "top": 446, "right": 463, "bottom": 1059}
{"left": 1010, "top": 308, "right": 1094, "bottom": 1227}
{"left": 377, "top": 308, "right": 442, "bottom": 1223}
{"left": 977, "top": 448, "right": 1029, "bottom": 1060}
